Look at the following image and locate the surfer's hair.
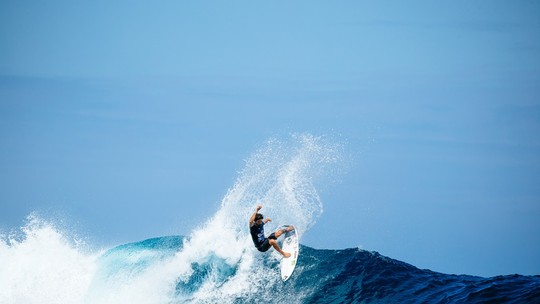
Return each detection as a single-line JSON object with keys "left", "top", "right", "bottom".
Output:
{"left": 255, "top": 213, "right": 264, "bottom": 221}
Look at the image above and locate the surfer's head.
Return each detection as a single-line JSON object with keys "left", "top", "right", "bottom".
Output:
{"left": 255, "top": 213, "right": 264, "bottom": 224}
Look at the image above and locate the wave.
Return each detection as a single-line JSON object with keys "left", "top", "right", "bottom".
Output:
{"left": 94, "top": 237, "right": 540, "bottom": 303}
{"left": 1, "top": 134, "right": 539, "bottom": 303}
{"left": 3, "top": 226, "right": 538, "bottom": 304}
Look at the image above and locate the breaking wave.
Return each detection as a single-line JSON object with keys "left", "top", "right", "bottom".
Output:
{"left": 1, "top": 134, "right": 538, "bottom": 303}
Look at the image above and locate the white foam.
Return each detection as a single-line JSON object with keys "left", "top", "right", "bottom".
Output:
{"left": 0, "top": 215, "right": 97, "bottom": 304}
{"left": 182, "top": 133, "right": 343, "bottom": 302}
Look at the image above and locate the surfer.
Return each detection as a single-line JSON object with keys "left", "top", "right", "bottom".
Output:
{"left": 249, "top": 205, "right": 294, "bottom": 258}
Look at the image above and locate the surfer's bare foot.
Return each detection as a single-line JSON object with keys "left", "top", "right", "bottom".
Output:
{"left": 286, "top": 226, "right": 294, "bottom": 232}
{"left": 283, "top": 252, "right": 291, "bottom": 258}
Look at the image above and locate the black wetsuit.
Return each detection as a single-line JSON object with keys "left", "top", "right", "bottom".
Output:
{"left": 250, "top": 222, "right": 276, "bottom": 252}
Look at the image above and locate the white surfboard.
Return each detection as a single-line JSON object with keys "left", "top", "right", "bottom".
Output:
{"left": 280, "top": 225, "right": 299, "bottom": 281}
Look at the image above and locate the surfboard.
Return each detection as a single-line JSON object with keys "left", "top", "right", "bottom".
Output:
{"left": 280, "top": 225, "right": 299, "bottom": 281}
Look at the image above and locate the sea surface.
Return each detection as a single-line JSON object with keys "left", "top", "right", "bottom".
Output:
{"left": 89, "top": 235, "right": 540, "bottom": 303}
{"left": 2, "top": 226, "right": 539, "bottom": 304}
{"left": 2, "top": 135, "right": 539, "bottom": 303}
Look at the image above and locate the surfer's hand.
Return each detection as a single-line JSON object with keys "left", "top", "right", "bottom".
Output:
{"left": 265, "top": 218, "right": 272, "bottom": 223}
{"left": 257, "top": 205, "right": 262, "bottom": 211}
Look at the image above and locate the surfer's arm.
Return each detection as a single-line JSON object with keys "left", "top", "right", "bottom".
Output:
{"left": 249, "top": 205, "right": 263, "bottom": 226}
{"left": 264, "top": 218, "right": 271, "bottom": 224}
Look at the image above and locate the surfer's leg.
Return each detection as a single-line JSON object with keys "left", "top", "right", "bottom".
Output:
{"left": 269, "top": 239, "right": 291, "bottom": 258}
{"left": 274, "top": 226, "right": 294, "bottom": 238}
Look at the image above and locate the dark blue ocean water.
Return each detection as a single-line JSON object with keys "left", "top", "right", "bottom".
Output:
{"left": 92, "top": 236, "right": 540, "bottom": 303}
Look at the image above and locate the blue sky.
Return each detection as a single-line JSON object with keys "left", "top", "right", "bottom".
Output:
{"left": 1, "top": 1, "right": 539, "bottom": 277}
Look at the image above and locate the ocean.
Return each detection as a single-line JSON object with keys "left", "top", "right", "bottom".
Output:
{"left": 2, "top": 222, "right": 539, "bottom": 304}
{"left": 2, "top": 134, "right": 539, "bottom": 303}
